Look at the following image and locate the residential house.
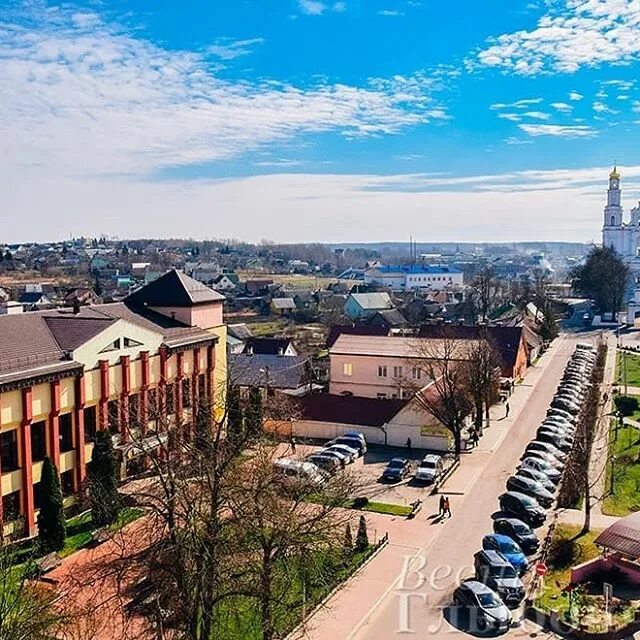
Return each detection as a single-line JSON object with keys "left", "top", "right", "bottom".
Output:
{"left": 227, "top": 323, "right": 252, "bottom": 355}
{"left": 344, "top": 292, "right": 394, "bottom": 320}
{"left": 186, "top": 262, "right": 222, "bottom": 284}
{"left": 18, "top": 290, "right": 54, "bottom": 311}
{"left": 244, "top": 279, "right": 274, "bottom": 296}
{"left": 230, "top": 353, "right": 310, "bottom": 396}
{"left": 64, "top": 288, "right": 102, "bottom": 308}
{"left": 364, "top": 265, "right": 464, "bottom": 291}
{"left": 0, "top": 269, "right": 226, "bottom": 537}
{"left": 242, "top": 337, "right": 298, "bottom": 357}
{"left": 212, "top": 273, "right": 239, "bottom": 292}
{"left": 367, "top": 309, "right": 408, "bottom": 331}
{"left": 270, "top": 297, "right": 297, "bottom": 316}
{"left": 326, "top": 325, "right": 389, "bottom": 349}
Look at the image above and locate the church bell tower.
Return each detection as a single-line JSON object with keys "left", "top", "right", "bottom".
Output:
{"left": 604, "top": 166, "right": 622, "bottom": 228}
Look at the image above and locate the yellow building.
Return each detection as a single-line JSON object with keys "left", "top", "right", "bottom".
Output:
{"left": 0, "top": 270, "right": 226, "bottom": 537}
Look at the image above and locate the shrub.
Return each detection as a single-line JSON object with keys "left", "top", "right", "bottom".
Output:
{"left": 614, "top": 395, "right": 638, "bottom": 417}
{"left": 548, "top": 537, "right": 581, "bottom": 569}
{"left": 355, "top": 515, "right": 369, "bottom": 552}
{"left": 352, "top": 497, "right": 369, "bottom": 509}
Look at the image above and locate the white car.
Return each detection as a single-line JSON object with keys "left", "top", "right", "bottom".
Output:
{"left": 519, "top": 457, "right": 562, "bottom": 482}
{"left": 324, "top": 444, "right": 358, "bottom": 464}
{"left": 414, "top": 454, "right": 443, "bottom": 484}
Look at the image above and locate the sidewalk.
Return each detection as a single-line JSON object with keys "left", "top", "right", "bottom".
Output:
{"left": 290, "top": 336, "right": 570, "bottom": 640}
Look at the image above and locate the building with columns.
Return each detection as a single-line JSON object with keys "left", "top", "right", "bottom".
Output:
{"left": 0, "top": 270, "right": 226, "bottom": 538}
{"left": 602, "top": 166, "right": 640, "bottom": 266}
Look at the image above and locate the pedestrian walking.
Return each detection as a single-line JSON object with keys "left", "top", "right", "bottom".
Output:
{"left": 471, "top": 430, "right": 479, "bottom": 448}
{"left": 505, "top": 402, "right": 510, "bottom": 418}
{"left": 291, "top": 435, "right": 297, "bottom": 453}
{"left": 444, "top": 496, "right": 452, "bottom": 518}
{"left": 406, "top": 437, "right": 412, "bottom": 455}
{"left": 438, "top": 494, "right": 446, "bottom": 518}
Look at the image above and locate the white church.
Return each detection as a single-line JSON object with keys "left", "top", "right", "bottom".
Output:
{"left": 601, "top": 167, "right": 640, "bottom": 323}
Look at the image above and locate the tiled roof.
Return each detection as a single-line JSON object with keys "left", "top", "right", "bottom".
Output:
{"left": 297, "top": 393, "right": 407, "bottom": 427}
{"left": 126, "top": 269, "right": 225, "bottom": 307}
{"left": 271, "top": 297, "right": 296, "bottom": 309}
{"left": 230, "top": 354, "right": 308, "bottom": 389}
{"left": 329, "top": 334, "right": 472, "bottom": 360}
{"left": 326, "top": 325, "right": 389, "bottom": 348}
{"left": 43, "top": 316, "right": 116, "bottom": 351}
{"left": 595, "top": 512, "right": 640, "bottom": 558}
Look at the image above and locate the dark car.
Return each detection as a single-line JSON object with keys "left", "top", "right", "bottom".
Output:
{"left": 516, "top": 466, "right": 556, "bottom": 492}
{"left": 452, "top": 581, "right": 512, "bottom": 634}
{"left": 536, "top": 430, "right": 572, "bottom": 452}
{"left": 452, "top": 580, "right": 512, "bottom": 634}
{"left": 382, "top": 457, "right": 410, "bottom": 482}
{"left": 524, "top": 440, "right": 568, "bottom": 463}
{"left": 474, "top": 550, "right": 525, "bottom": 608}
{"left": 506, "top": 475, "right": 554, "bottom": 509}
{"left": 306, "top": 453, "right": 341, "bottom": 474}
{"left": 499, "top": 491, "right": 546, "bottom": 528}
{"left": 493, "top": 518, "right": 540, "bottom": 555}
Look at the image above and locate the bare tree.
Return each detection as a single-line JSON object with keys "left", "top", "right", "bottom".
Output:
{"left": 464, "top": 334, "right": 502, "bottom": 435}
{"left": 472, "top": 265, "right": 496, "bottom": 323}
{"left": 408, "top": 335, "right": 473, "bottom": 458}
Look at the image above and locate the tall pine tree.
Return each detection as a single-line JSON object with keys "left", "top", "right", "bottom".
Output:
{"left": 226, "top": 385, "right": 244, "bottom": 443}
{"left": 355, "top": 515, "right": 369, "bottom": 552}
{"left": 88, "top": 430, "right": 121, "bottom": 527}
{"left": 245, "top": 387, "right": 264, "bottom": 439}
{"left": 37, "top": 457, "right": 66, "bottom": 553}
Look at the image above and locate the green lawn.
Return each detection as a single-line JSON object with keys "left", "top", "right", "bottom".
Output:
{"left": 246, "top": 319, "right": 289, "bottom": 337}
{"left": 307, "top": 494, "right": 413, "bottom": 517}
{"left": 602, "top": 416, "right": 640, "bottom": 516}
{"left": 208, "top": 546, "right": 374, "bottom": 639}
{"left": 616, "top": 351, "right": 640, "bottom": 388}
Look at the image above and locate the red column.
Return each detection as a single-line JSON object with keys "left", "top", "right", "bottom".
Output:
{"left": 74, "top": 375, "right": 86, "bottom": 489}
{"left": 120, "top": 355, "right": 131, "bottom": 443}
{"left": 192, "top": 347, "right": 201, "bottom": 410}
{"left": 159, "top": 347, "right": 169, "bottom": 427}
{"left": 206, "top": 344, "right": 216, "bottom": 404}
{"left": 21, "top": 387, "right": 35, "bottom": 537}
{"left": 140, "top": 351, "right": 150, "bottom": 434}
{"left": 99, "top": 360, "right": 109, "bottom": 431}
{"left": 49, "top": 380, "right": 61, "bottom": 469}
{"left": 175, "top": 351, "right": 184, "bottom": 425}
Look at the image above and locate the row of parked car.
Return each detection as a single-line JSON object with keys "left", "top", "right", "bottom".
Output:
{"left": 273, "top": 431, "right": 368, "bottom": 487}
{"left": 381, "top": 454, "right": 444, "bottom": 484}
{"left": 452, "top": 343, "right": 596, "bottom": 634}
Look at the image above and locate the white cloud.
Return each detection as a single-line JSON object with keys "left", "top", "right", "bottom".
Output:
{"left": 490, "top": 98, "right": 543, "bottom": 110}
{"left": 518, "top": 124, "right": 596, "bottom": 137}
{"left": 473, "top": 0, "right": 640, "bottom": 75}
{"left": 378, "top": 10, "right": 404, "bottom": 16}
{"left": 551, "top": 102, "right": 573, "bottom": 112}
{"left": 299, "top": 0, "right": 326, "bottom": 15}
{"left": 504, "top": 137, "right": 534, "bottom": 145}
{"left": 632, "top": 101, "right": 640, "bottom": 112}
{"left": 497, "top": 113, "right": 522, "bottom": 122}
{"left": 569, "top": 91, "right": 584, "bottom": 101}
{"left": 523, "top": 111, "right": 551, "bottom": 120}
{"left": 206, "top": 37, "right": 264, "bottom": 60}
{"left": 0, "top": 4, "right": 449, "bottom": 182}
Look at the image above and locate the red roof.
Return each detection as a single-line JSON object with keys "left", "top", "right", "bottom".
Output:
{"left": 298, "top": 393, "right": 407, "bottom": 427}
{"left": 595, "top": 512, "right": 640, "bottom": 558}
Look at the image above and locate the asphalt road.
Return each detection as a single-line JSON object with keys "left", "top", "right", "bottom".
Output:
{"left": 352, "top": 334, "right": 584, "bottom": 640}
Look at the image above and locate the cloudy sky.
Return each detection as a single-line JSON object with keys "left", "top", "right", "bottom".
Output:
{"left": 3, "top": 0, "right": 640, "bottom": 243}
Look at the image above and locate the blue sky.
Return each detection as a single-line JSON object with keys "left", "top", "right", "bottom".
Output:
{"left": 2, "top": 0, "right": 640, "bottom": 243}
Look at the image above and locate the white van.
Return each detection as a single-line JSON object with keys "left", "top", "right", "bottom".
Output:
{"left": 273, "top": 458, "right": 328, "bottom": 488}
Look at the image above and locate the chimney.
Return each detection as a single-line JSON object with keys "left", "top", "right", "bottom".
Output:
{"left": 73, "top": 298, "right": 81, "bottom": 315}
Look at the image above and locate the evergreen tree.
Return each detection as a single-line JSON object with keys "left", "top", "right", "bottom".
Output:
{"left": 194, "top": 396, "right": 212, "bottom": 450}
{"left": 539, "top": 305, "right": 559, "bottom": 342}
{"left": 226, "top": 385, "right": 244, "bottom": 443}
{"left": 37, "top": 457, "right": 66, "bottom": 553}
{"left": 355, "top": 515, "right": 369, "bottom": 552}
{"left": 88, "top": 430, "right": 120, "bottom": 527}
{"left": 93, "top": 276, "right": 103, "bottom": 297}
{"left": 245, "top": 387, "right": 264, "bottom": 438}
{"left": 343, "top": 523, "right": 353, "bottom": 557}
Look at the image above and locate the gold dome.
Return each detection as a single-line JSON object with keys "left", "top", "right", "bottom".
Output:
{"left": 610, "top": 165, "right": 621, "bottom": 180}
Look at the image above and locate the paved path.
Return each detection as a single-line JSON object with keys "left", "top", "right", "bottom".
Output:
{"left": 292, "top": 334, "right": 586, "bottom": 640}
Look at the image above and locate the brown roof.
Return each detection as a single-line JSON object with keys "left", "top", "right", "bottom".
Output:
{"left": 329, "top": 334, "right": 473, "bottom": 360}
{"left": 326, "top": 325, "right": 388, "bottom": 348}
{"left": 298, "top": 393, "right": 408, "bottom": 427}
{"left": 595, "top": 512, "right": 640, "bottom": 557}
{"left": 43, "top": 316, "right": 116, "bottom": 351}
{"left": 126, "top": 269, "right": 225, "bottom": 307}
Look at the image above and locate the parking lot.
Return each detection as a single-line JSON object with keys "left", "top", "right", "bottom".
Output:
{"left": 275, "top": 440, "right": 457, "bottom": 507}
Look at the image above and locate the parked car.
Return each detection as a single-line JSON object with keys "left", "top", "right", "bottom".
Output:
{"left": 523, "top": 449, "right": 564, "bottom": 470}
{"left": 306, "top": 453, "right": 342, "bottom": 474}
{"left": 524, "top": 440, "right": 568, "bottom": 463}
{"left": 519, "top": 457, "right": 562, "bottom": 483}
{"left": 515, "top": 466, "right": 557, "bottom": 492}
{"left": 493, "top": 518, "right": 540, "bottom": 555}
{"left": 551, "top": 397, "right": 580, "bottom": 415}
{"left": 474, "top": 549, "right": 525, "bottom": 608}
{"left": 414, "top": 454, "right": 444, "bottom": 484}
{"left": 499, "top": 491, "right": 546, "bottom": 527}
{"left": 452, "top": 581, "right": 512, "bottom": 634}
{"left": 536, "top": 430, "right": 572, "bottom": 452}
{"left": 273, "top": 459, "right": 329, "bottom": 489}
{"left": 546, "top": 408, "right": 576, "bottom": 423}
{"left": 482, "top": 534, "right": 528, "bottom": 574}
{"left": 382, "top": 457, "right": 411, "bottom": 482}
{"left": 328, "top": 436, "right": 366, "bottom": 456}
{"left": 321, "top": 446, "right": 353, "bottom": 465}
{"left": 324, "top": 444, "right": 358, "bottom": 464}
{"left": 506, "top": 475, "right": 555, "bottom": 509}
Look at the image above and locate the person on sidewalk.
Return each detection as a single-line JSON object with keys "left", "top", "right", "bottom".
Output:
{"left": 290, "top": 435, "right": 297, "bottom": 453}
{"left": 406, "top": 437, "right": 412, "bottom": 456}
{"left": 443, "top": 496, "right": 452, "bottom": 518}
{"left": 505, "top": 402, "right": 510, "bottom": 418}
{"left": 438, "top": 494, "right": 446, "bottom": 518}
{"left": 471, "top": 430, "right": 480, "bottom": 448}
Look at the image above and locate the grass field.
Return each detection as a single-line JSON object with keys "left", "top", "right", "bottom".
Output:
{"left": 237, "top": 271, "right": 341, "bottom": 290}
{"left": 602, "top": 415, "right": 640, "bottom": 516}
{"left": 616, "top": 351, "right": 640, "bottom": 388}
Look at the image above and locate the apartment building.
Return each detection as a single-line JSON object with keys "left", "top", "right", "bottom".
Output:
{"left": 0, "top": 270, "right": 226, "bottom": 537}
